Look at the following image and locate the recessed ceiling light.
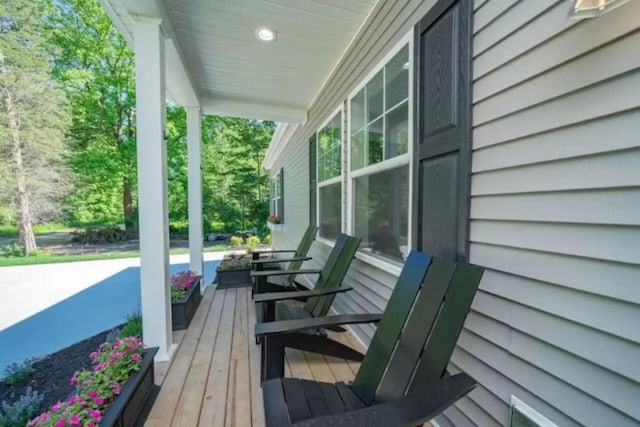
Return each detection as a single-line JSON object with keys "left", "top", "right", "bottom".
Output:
{"left": 255, "top": 27, "right": 276, "bottom": 42}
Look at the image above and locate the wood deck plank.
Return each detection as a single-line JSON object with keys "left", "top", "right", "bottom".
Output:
{"left": 198, "top": 289, "right": 236, "bottom": 427}
{"left": 171, "top": 289, "right": 226, "bottom": 427}
{"left": 247, "top": 287, "right": 265, "bottom": 427}
{"left": 225, "top": 287, "right": 252, "bottom": 427}
{"left": 146, "top": 287, "right": 215, "bottom": 426}
{"left": 304, "top": 351, "right": 337, "bottom": 383}
{"left": 150, "top": 285, "right": 369, "bottom": 427}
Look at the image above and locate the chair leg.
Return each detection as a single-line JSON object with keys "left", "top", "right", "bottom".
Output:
{"left": 262, "top": 335, "right": 286, "bottom": 382}
{"left": 284, "top": 333, "right": 364, "bottom": 362}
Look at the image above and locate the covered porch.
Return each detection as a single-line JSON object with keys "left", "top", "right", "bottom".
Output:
{"left": 147, "top": 285, "right": 364, "bottom": 426}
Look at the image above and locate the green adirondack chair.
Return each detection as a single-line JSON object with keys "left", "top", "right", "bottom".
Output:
{"left": 251, "top": 225, "right": 318, "bottom": 296}
{"left": 256, "top": 250, "right": 484, "bottom": 426}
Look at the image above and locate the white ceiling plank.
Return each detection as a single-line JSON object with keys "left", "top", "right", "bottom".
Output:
{"left": 201, "top": 97, "right": 307, "bottom": 123}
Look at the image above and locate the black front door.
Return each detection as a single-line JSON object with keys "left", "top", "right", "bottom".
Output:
{"left": 412, "top": 0, "right": 473, "bottom": 261}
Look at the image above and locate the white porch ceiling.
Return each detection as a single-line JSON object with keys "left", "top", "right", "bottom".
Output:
{"left": 100, "top": 0, "right": 378, "bottom": 123}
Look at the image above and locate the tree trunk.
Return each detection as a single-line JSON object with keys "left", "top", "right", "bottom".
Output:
{"left": 123, "top": 178, "right": 134, "bottom": 231}
{"left": 4, "top": 91, "right": 37, "bottom": 255}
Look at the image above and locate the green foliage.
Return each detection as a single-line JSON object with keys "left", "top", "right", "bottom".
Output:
{"left": 70, "top": 227, "right": 129, "bottom": 244}
{"left": 219, "top": 254, "right": 251, "bottom": 271}
{"left": 0, "top": 0, "right": 71, "bottom": 250}
{"left": 119, "top": 309, "right": 142, "bottom": 339}
{"left": 245, "top": 236, "right": 261, "bottom": 252}
{"left": 229, "top": 236, "right": 244, "bottom": 247}
{"left": 263, "top": 234, "right": 272, "bottom": 245}
{"left": 2, "top": 359, "right": 35, "bottom": 385}
{"left": 0, "top": 387, "right": 43, "bottom": 427}
{"left": 0, "top": 243, "right": 24, "bottom": 258}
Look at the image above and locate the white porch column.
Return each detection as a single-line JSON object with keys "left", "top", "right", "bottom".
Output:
{"left": 186, "top": 107, "right": 204, "bottom": 283}
{"left": 134, "top": 18, "right": 174, "bottom": 362}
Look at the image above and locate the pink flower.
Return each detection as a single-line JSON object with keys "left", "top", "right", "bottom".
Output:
{"left": 52, "top": 401, "right": 63, "bottom": 412}
{"left": 87, "top": 423, "right": 96, "bottom": 427}
{"left": 112, "top": 381, "right": 122, "bottom": 395}
{"left": 94, "top": 397, "right": 105, "bottom": 405}
{"left": 69, "top": 373, "right": 77, "bottom": 385}
{"left": 67, "top": 395, "right": 77, "bottom": 404}
{"left": 90, "top": 409, "right": 102, "bottom": 420}
{"left": 88, "top": 390, "right": 98, "bottom": 398}
{"left": 132, "top": 353, "right": 141, "bottom": 361}
{"left": 55, "top": 420, "right": 66, "bottom": 427}
{"left": 69, "top": 414, "right": 80, "bottom": 426}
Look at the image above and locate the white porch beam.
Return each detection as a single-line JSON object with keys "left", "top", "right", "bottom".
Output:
{"left": 134, "top": 17, "right": 174, "bottom": 362}
{"left": 186, "top": 107, "right": 204, "bottom": 282}
{"left": 201, "top": 97, "right": 308, "bottom": 124}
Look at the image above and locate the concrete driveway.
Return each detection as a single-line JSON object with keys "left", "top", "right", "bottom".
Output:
{"left": 0, "top": 252, "right": 224, "bottom": 373}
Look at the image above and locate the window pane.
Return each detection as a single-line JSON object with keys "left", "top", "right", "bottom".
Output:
{"left": 319, "top": 183, "right": 342, "bottom": 240}
{"left": 385, "top": 101, "right": 408, "bottom": 159}
{"left": 385, "top": 46, "right": 409, "bottom": 109}
{"left": 367, "top": 117, "right": 383, "bottom": 166}
{"left": 351, "top": 88, "right": 365, "bottom": 133}
{"left": 353, "top": 165, "right": 409, "bottom": 262}
{"left": 367, "top": 70, "right": 384, "bottom": 122}
{"left": 351, "top": 130, "right": 365, "bottom": 171}
{"left": 318, "top": 112, "right": 342, "bottom": 182}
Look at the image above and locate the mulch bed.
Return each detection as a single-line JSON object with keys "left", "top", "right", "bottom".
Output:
{"left": 0, "top": 327, "right": 119, "bottom": 416}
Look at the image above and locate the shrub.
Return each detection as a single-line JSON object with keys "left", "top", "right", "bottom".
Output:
{"left": 119, "top": 310, "right": 142, "bottom": 339}
{"left": 229, "top": 236, "right": 244, "bottom": 247}
{"left": 245, "top": 236, "right": 260, "bottom": 252}
{"left": 0, "top": 243, "right": 24, "bottom": 258}
{"left": 169, "top": 270, "right": 198, "bottom": 301}
{"left": 2, "top": 358, "right": 35, "bottom": 385}
{"left": 0, "top": 387, "right": 44, "bottom": 427}
{"left": 71, "top": 227, "right": 128, "bottom": 245}
{"left": 28, "top": 337, "right": 145, "bottom": 426}
{"left": 219, "top": 254, "right": 250, "bottom": 271}
{"left": 263, "top": 234, "right": 272, "bottom": 245}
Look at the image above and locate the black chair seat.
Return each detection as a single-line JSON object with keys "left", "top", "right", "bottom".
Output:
{"left": 280, "top": 378, "right": 365, "bottom": 424}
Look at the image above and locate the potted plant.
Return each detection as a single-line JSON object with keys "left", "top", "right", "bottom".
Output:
{"left": 267, "top": 215, "right": 283, "bottom": 232}
{"left": 28, "top": 337, "right": 158, "bottom": 427}
{"left": 215, "top": 254, "right": 252, "bottom": 289}
{"left": 170, "top": 270, "right": 203, "bottom": 330}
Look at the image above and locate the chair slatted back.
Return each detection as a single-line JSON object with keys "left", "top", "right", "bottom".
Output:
{"left": 300, "top": 234, "right": 348, "bottom": 313}
{"left": 350, "top": 251, "right": 432, "bottom": 404}
{"left": 286, "top": 225, "right": 318, "bottom": 283}
{"left": 407, "top": 263, "right": 484, "bottom": 394}
{"left": 310, "top": 235, "right": 361, "bottom": 317}
{"left": 302, "top": 234, "right": 359, "bottom": 315}
{"left": 351, "top": 252, "right": 484, "bottom": 406}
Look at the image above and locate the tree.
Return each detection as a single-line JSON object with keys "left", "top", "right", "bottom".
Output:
{"left": 47, "top": 0, "right": 137, "bottom": 229}
{"left": 0, "top": 0, "right": 69, "bottom": 254}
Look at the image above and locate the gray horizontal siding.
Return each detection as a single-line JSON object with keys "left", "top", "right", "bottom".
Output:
{"left": 438, "top": 0, "right": 640, "bottom": 425}
{"left": 270, "top": 0, "right": 640, "bottom": 426}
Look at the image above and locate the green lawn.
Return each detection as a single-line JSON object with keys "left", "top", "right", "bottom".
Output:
{"left": 0, "top": 244, "right": 228, "bottom": 267}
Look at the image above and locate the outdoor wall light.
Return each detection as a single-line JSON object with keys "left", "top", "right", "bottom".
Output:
{"left": 255, "top": 27, "right": 276, "bottom": 42}
{"left": 568, "top": 0, "right": 630, "bottom": 19}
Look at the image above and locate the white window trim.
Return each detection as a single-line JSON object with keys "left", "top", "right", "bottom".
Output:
{"left": 316, "top": 105, "right": 345, "bottom": 243}
{"left": 272, "top": 169, "right": 283, "bottom": 219}
{"left": 345, "top": 29, "right": 414, "bottom": 270}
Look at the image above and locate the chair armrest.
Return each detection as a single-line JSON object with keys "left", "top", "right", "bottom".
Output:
{"left": 291, "top": 373, "right": 477, "bottom": 427}
{"left": 251, "top": 256, "right": 312, "bottom": 265}
{"left": 253, "top": 249, "right": 297, "bottom": 254}
{"left": 254, "top": 286, "right": 352, "bottom": 303}
{"left": 251, "top": 269, "right": 321, "bottom": 278}
{"left": 255, "top": 313, "right": 382, "bottom": 337}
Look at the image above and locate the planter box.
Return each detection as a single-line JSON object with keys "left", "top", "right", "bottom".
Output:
{"left": 267, "top": 222, "right": 283, "bottom": 232}
{"left": 216, "top": 267, "right": 252, "bottom": 289}
{"left": 171, "top": 275, "right": 203, "bottom": 330}
{"left": 101, "top": 347, "right": 159, "bottom": 427}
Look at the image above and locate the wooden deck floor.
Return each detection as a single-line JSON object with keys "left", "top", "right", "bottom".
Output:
{"left": 146, "top": 286, "right": 365, "bottom": 427}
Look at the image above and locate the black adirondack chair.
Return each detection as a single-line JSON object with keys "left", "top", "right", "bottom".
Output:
{"left": 251, "top": 225, "right": 318, "bottom": 296}
{"left": 255, "top": 250, "right": 484, "bottom": 426}
{"left": 254, "top": 234, "right": 361, "bottom": 358}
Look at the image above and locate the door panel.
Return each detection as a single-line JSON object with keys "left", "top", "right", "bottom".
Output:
{"left": 413, "top": 0, "right": 472, "bottom": 261}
